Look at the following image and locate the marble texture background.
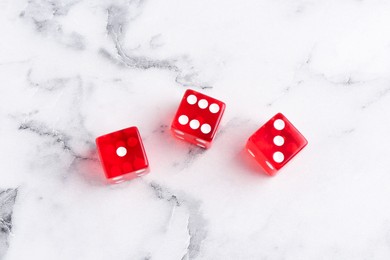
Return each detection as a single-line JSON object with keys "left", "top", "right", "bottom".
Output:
{"left": 1, "top": 0, "right": 390, "bottom": 259}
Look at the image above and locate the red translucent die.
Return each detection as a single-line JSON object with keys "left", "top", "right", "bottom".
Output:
{"left": 171, "top": 89, "right": 226, "bottom": 148}
{"left": 96, "top": 126, "right": 149, "bottom": 183}
{"left": 246, "top": 113, "right": 308, "bottom": 176}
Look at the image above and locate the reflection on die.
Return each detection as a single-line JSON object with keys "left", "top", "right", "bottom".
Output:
{"left": 171, "top": 89, "right": 226, "bottom": 149}
{"left": 246, "top": 113, "right": 308, "bottom": 176}
{"left": 96, "top": 126, "right": 149, "bottom": 184}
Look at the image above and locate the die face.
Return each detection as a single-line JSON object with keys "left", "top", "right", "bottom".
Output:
{"left": 96, "top": 126, "right": 149, "bottom": 183}
{"left": 247, "top": 113, "right": 307, "bottom": 175}
{"left": 171, "top": 89, "right": 226, "bottom": 148}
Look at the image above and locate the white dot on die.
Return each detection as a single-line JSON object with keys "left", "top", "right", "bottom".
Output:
{"left": 209, "top": 103, "right": 220, "bottom": 113}
{"left": 116, "top": 147, "right": 127, "bottom": 157}
{"left": 198, "top": 99, "right": 208, "bottom": 109}
{"left": 201, "top": 124, "right": 211, "bottom": 134}
{"left": 273, "top": 135, "right": 285, "bottom": 146}
{"left": 187, "top": 95, "right": 197, "bottom": 105}
{"left": 190, "top": 119, "right": 200, "bottom": 129}
{"left": 273, "top": 151, "right": 284, "bottom": 163}
{"left": 274, "top": 119, "right": 285, "bottom": 130}
{"left": 178, "top": 115, "right": 189, "bottom": 125}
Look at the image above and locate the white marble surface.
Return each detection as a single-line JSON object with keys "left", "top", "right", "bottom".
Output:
{"left": 1, "top": 0, "right": 390, "bottom": 259}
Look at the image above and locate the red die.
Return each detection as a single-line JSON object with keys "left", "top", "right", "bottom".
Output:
{"left": 246, "top": 113, "right": 308, "bottom": 176}
{"left": 96, "top": 126, "right": 149, "bottom": 183}
{"left": 171, "top": 89, "right": 226, "bottom": 148}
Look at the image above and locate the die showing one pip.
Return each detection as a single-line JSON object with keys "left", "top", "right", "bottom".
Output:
{"left": 96, "top": 126, "right": 149, "bottom": 183}
{"left": 246, "top": 113, "right": 308, "bottom": 176}
{"left": 171, "top": 89, "right": 226, "bottom": 148}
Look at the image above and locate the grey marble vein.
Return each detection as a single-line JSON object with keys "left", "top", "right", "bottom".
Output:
{"left": 149, "top": 182, "right": 207, "bottom": 260}
{"left": 267, "top": 80, "right": 304, "bottom": 107}
{"left": 18, "top": 120, "right": 93, "bottom": 161}
{"left": 104, "top": 2, "right": 177, "bottom": 71}
{"left": 102, "top": 2, "right": 212, "bottom": 89}
{"left": 317, "top": 74, "right": 371, "bottom": 87}
{"left": 20, "top": 0, "right": 212, "bottom": 89}
{"left": 17, "top": 70, "right": 96, "bottom": 163}
{"left": 27, "top": 70, "right": 81, "bottom": 91}
{"left": 175, "top": 72, "right": 213, "bottom": 90}
{"left": 328, "top": 127, "right": 357, "bottom": 139}
{"left": 20, "top": 0, "right": 85, "bottom": 50}
{"left": 361, "top": 86, "right": 390, "bottom": 109}
{"left": 0, "top": 189, "right": 18, "bottom": 260}
{"left": 172, "top": 147, "right": 206, "bottom": 171}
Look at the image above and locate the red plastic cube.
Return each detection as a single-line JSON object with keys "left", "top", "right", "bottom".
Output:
{"left": 246, "top": 113, "right": 308, "bottom": 176}
{"left": 96, "top": 126, "right": 149, "bottom": 183}
{"left": 171, "top": 89, "right": 226, "bottom": 148}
